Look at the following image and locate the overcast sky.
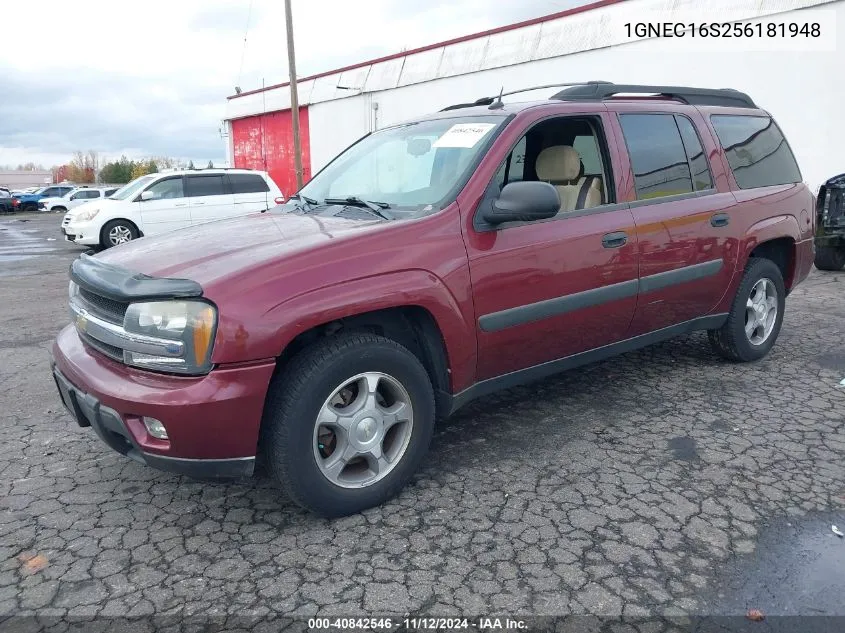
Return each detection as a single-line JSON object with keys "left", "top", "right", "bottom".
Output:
{"left": 0, "top": 0, "right": 588, "bottom": 169}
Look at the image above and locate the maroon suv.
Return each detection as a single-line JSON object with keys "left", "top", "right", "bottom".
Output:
{"left": 51, "top": 83, "right": 815, "bottom": 517}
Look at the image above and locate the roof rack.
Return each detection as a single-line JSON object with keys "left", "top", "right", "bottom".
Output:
{"left": 440, "top": 81, "right": 757, "bottom": 112}
{"left": 551, "top": 83, "right": 757, "bottom": 108}
{"left": 439, "top": 81, "right": 613, "bottom": 111}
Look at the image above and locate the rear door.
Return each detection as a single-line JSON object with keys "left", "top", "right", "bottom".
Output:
{"left": 227, "top": 173, "right": 271, "bottom": 215}
{"left": 137, "top": 175, "right": 190, "bottom": 235}
{"left": 185, "top": 174, "right": 235, "bottom": 225}
{"left": 610, "top": 108, "right": 739, "bottom": 335}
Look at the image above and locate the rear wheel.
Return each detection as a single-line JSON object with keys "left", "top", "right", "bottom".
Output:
{"left": 814, "top": 244, "right": 845, "bottom": 271}
{"left": 100, "top": 220, "right": 138, "bottom": 248}
{"left": 708, "top": 258, "right": 785, "bottom": 362}
{"left": 261, "top": 332, "right": 435, "bottom": 517}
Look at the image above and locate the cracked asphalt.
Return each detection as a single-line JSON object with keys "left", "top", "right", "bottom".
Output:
{"left": 1, "top": 213, "right": 845, "bottom": 630}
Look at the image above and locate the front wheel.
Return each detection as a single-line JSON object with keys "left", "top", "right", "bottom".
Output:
{"left": 261, "top": 332, "right": 435, "bottom": 517}
{"left": 708, "top": 258, "right": 785, "bottom": 362}
{"left": 100, "top": 220, "right": 138, "bottom": 248}
{"left": 814, "top": 244, "right": 845, "bottom": 271}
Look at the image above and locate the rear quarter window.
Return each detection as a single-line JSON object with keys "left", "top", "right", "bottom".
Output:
{"left": 229, "top": 173, "right": 270, "bottom": 194}
{"left": 710, "top": 115, "right": 801, "bottom": 189}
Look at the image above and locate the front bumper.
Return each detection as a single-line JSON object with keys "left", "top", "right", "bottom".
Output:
{"left": 51, "top": 325, "right": 276, "bottom": 479}
{"left": 62, "top": 222, "right": 99, "bottom": 245}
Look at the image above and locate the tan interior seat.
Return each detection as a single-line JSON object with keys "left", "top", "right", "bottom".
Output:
{"left": 535, "top": 145, "right": 603, "bottom": 213}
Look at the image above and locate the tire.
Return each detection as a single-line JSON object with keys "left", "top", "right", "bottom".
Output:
{"left": 261, "top": 332, "right": 435, "bottom": 517}
{"left": 814, "top": 244, "right": 845, "bottom": 271}
{"left": 708, "top": 258, "right": 786, "bottom": 362}
{"left": 53, "top": 206, "right": 67, "bottom": 213}
{"left": 100, "top": 220, "right": 138, "bottom": 248}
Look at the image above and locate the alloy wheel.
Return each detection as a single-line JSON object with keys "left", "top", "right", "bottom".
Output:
{"left": 312, "top": 372, "right": 414, "bottom": 489}
{"left": 745, "top": 277, "right": 778, "bottom": 345}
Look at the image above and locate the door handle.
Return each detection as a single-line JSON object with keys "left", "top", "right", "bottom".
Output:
{"left": 711, "top": 212, "right": 730, "bottom": 227}
{"left": 601, "top": 231, "right": 628, "bottom": 249}
{"left": 174, "top": 203, "right": 188, "bottom": 207}
{"left": 192, "top": 202, "right": 206, "bottom": 206}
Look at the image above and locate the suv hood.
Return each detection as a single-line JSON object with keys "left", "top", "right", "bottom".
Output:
{"left": 97, "top": 211, "right": 384, "bottom": 287}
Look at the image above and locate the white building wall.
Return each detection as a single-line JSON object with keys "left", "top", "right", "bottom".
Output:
{"left": 228, "top": 0, "right": 845, "bottom": 190}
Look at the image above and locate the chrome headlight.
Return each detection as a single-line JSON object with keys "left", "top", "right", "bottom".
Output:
{"left": 75, "top": 208, "right": 100, "bottom": 222}
{"left": 123, "top": 301, "right": 217, "bottom": 374}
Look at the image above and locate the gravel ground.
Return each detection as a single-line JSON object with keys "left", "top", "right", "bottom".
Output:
{"left": 1, "top": 212, "right": 844, "bottom": 631}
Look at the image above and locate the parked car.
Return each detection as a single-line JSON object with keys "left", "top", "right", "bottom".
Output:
{"left": 814, "top": 172, "right": 845, "bottom": 270}
{"left": 39, "top": 187, "right": 118, "bottom": 213}
{"left": 14, "top": 185, "right": 75, "bottom": 211}
{"left": 0, "top": 187, "right": 10, "bottom": 195}
{"left": 60, "top": 169, "right": 283, "bottom": 248}
{"left": 0, "top": 189, "right": 20, "bottom": 213}
{"left": 51, "top": 82, "right": 814, "bottom": 517}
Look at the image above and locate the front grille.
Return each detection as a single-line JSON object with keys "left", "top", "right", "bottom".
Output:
{"left": 62, "top": 214, "right": 71, "bottom": 227}
{"left": 79, "top": 331, "right": 124, "bottom": 362}
{"left": 79, "top": 288, "right": 128, "bottom": 324}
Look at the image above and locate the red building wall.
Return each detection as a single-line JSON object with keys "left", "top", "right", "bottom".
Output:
{"left": 231, "top": 106, "right": 311, "bottom": 197}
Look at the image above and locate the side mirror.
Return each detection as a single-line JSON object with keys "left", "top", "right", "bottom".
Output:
{"left": 140, "top": 190, "right": 155, "bottom": 201}
{"left": 482, "top": 181, "right": 560, "bottom": 225}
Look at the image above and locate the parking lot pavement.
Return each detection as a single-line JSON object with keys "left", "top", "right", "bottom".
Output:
{"left": 2, "top": 212, "right": 845, "bottom": 626}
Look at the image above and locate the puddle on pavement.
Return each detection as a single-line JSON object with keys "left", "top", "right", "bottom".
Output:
{"left": 700, "top": 512, "right": 845, "bottom": 624}
{"left": 814, "top": 352, "right": 845, "bottom": 370}
{"left": 668, "top": 435, "right": 699, "bottom": 461}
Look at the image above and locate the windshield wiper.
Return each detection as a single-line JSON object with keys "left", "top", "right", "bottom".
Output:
{"left": 288, "top": 193, "right": 319, "bottom": 205}
{"left": 323, "top": 196, "right": 393, "bottom": 220}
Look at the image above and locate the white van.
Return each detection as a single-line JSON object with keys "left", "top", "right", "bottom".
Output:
{"left": 61, "top": 169, "right": 284, "bottom": 248}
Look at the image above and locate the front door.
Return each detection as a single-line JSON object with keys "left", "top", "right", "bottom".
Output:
{"left": 610, "top": 109, "right": 739, "bottom": 335}
{"left": 68, "top": 189, "right": 100, "bottom": 210}
{"left": 463, "top": 112, "right": 639, "bottom": 380}
{"left": 137, "top": 176, "right": 190, "bottom": 236}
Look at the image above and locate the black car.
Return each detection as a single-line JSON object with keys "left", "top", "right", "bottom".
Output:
{"left": 815, "top": 173, "right": 845, "bottom": 271}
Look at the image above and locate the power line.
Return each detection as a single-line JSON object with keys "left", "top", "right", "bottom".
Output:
{"left": 236, "top": 0, "right": 255, "bottom": 89}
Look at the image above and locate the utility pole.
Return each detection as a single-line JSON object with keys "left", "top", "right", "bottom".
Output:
{"left": 284, "top": 0, "right": 304, "bottom": 191}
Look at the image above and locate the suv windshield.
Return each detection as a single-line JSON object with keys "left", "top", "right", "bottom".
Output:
{"left": 109, "top": 174, "right": 158, "bottom": 200}
{"left": 296, "top": 115, "right": 506, "bottom": 216}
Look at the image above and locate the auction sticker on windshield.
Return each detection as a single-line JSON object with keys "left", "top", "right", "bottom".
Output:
{"left": 433, "top": 123, "right": 497, "bottom": 148}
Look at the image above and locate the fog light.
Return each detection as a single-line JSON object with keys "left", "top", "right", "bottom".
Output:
{"left": 143, "top": 417, "right": 168, "bottom": 440}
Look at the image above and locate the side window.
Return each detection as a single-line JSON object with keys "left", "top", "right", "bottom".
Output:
{"left": 185, "top": 175, "right": 226, "bottom": 198}
{"left": 710, "top": 115, "right": 801, "bottom": 189}
{"left": 229, "top": 174, "right": 270, "bottom": 194}
{"left": 572, "top": 135, "right": 602, "bottom": 175}
{"left": 675, "top": 116, "right": 713, "bottom": 191}
{"left": 145, "top": 177, "right": 185, "bottom": 200}
{"left": 105, "top": 189, "right": 117, "bottom": 196}
{"left": 89, "top": 190, "right": 101, "bottom": 198}
{"left": 493, "top": 136, "right": 527, "bottom": 191}
{"left": 619, "top": 114, "right": 693, "bottom": 200}
{"left": 489, "top": 117, "right": 612, "bottom": 217}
